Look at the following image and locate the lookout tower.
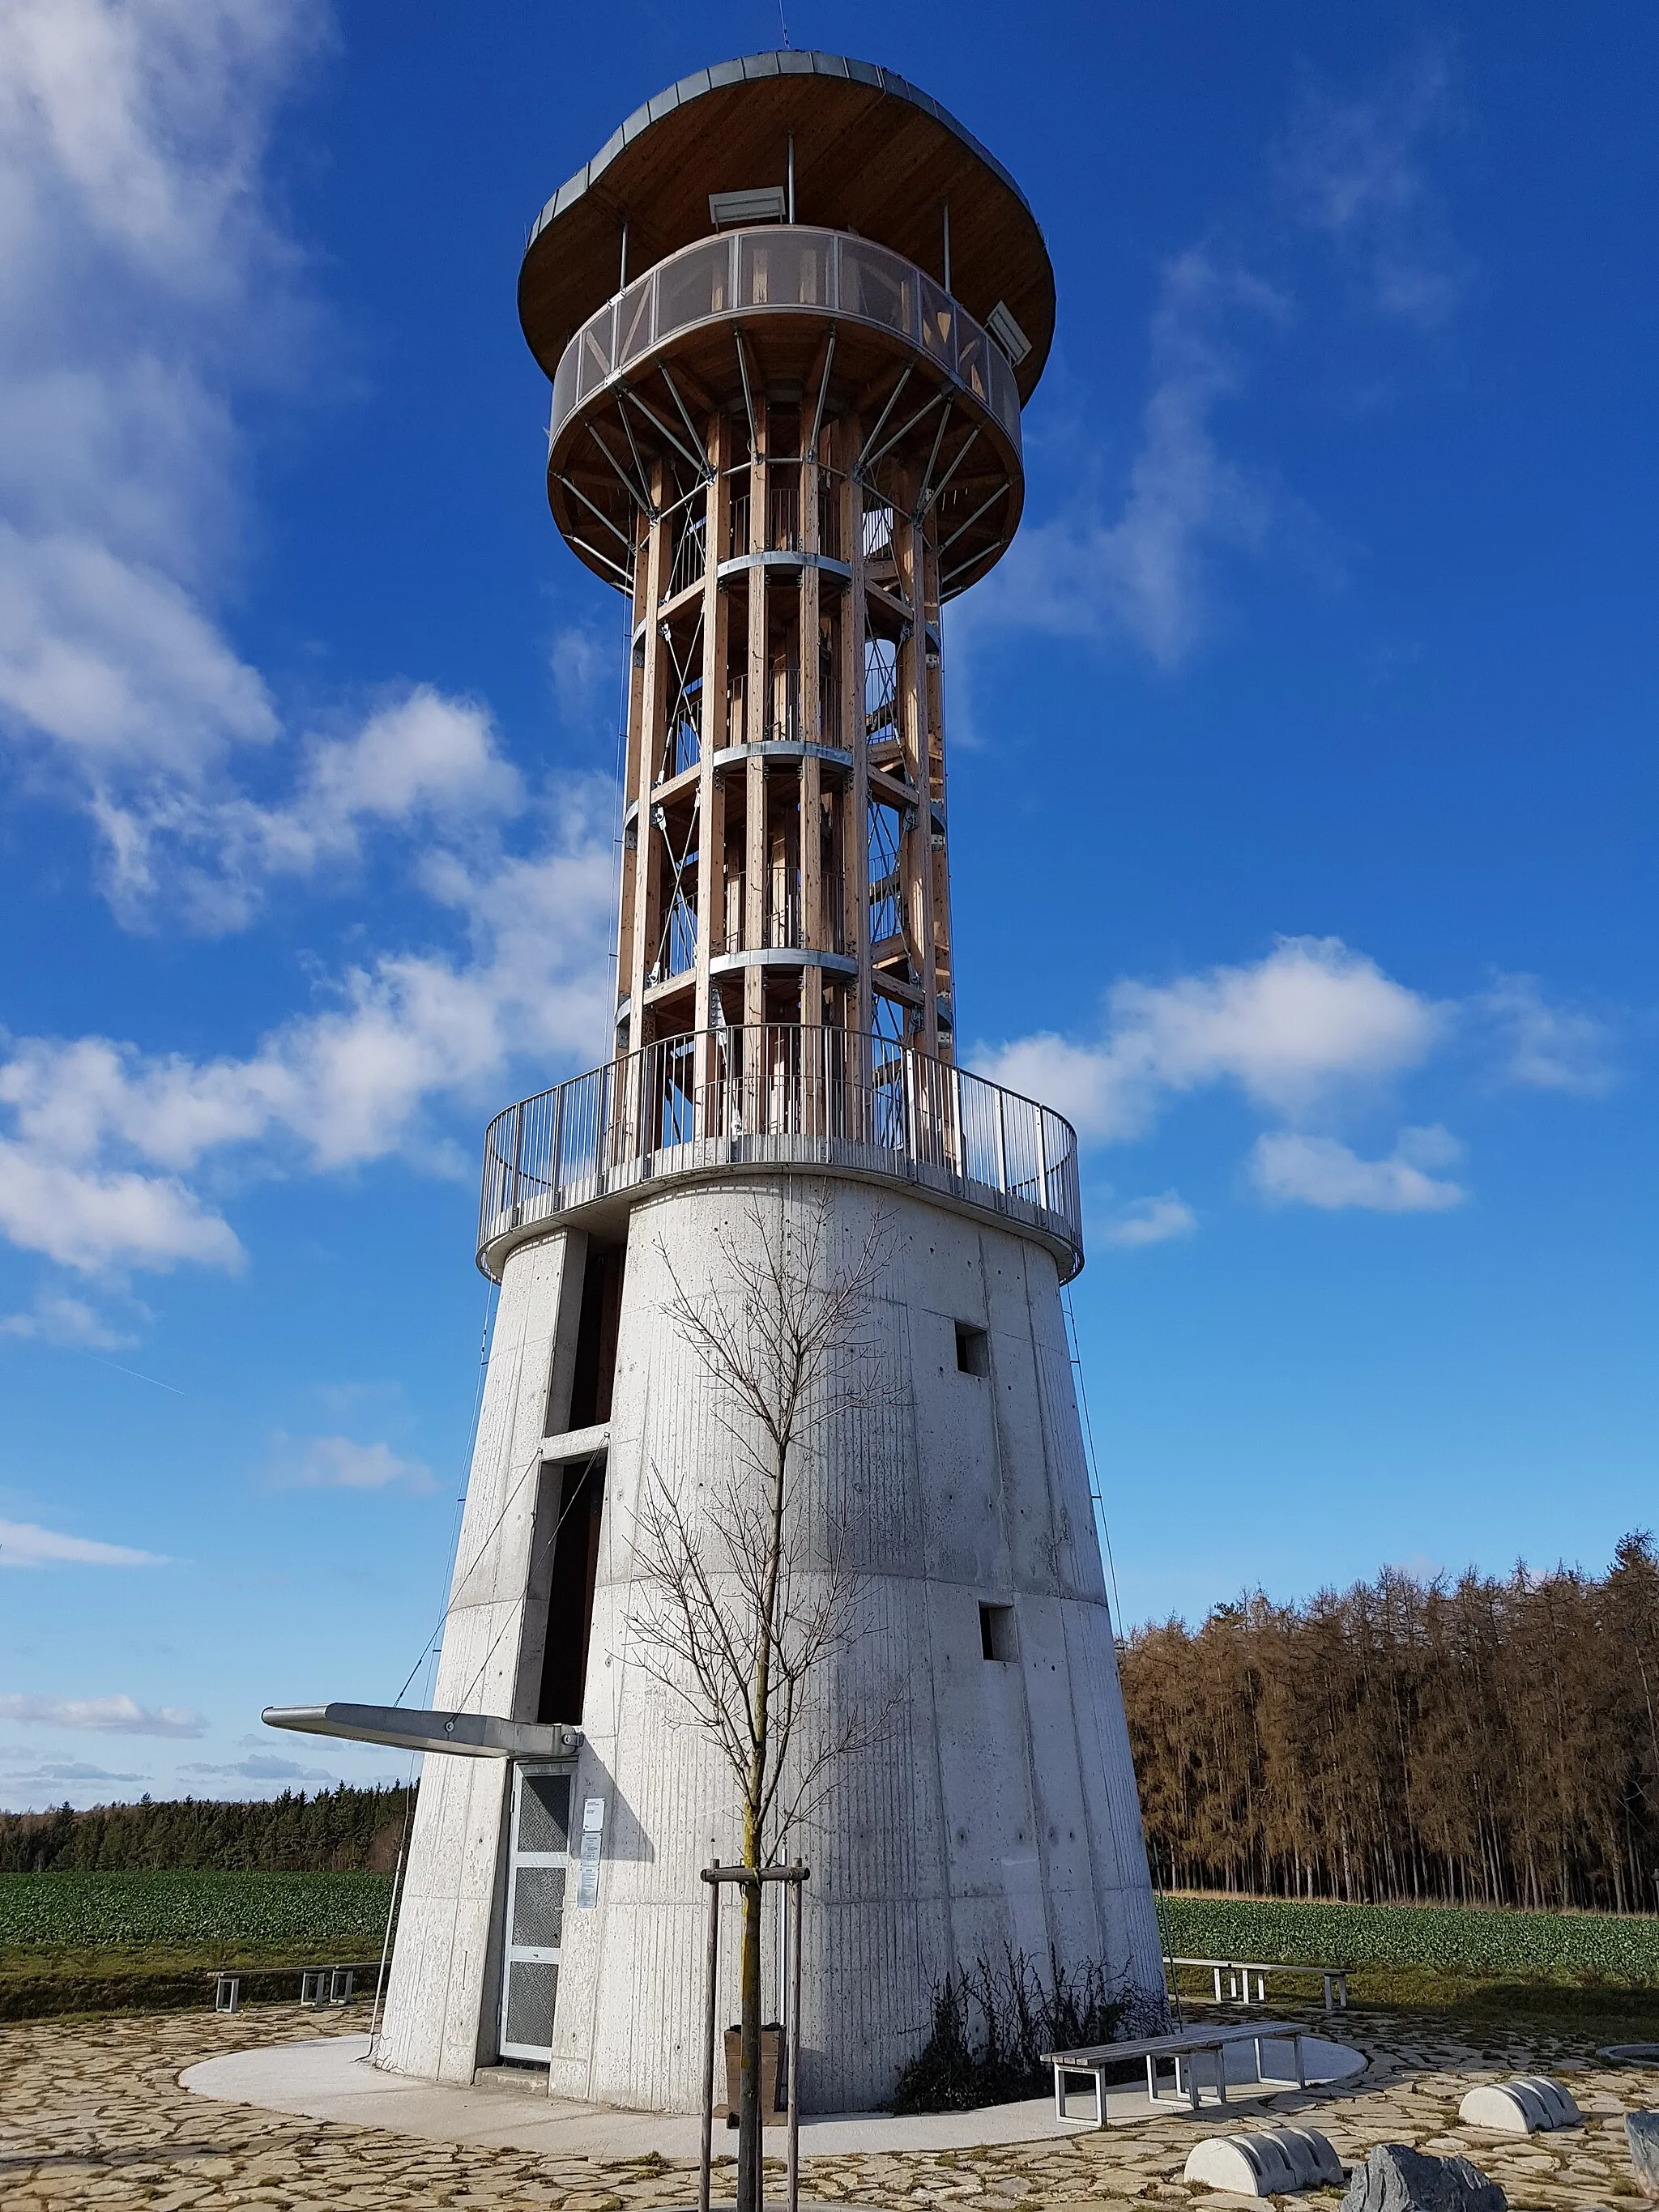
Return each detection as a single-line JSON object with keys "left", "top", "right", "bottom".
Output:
{"left": 357, "top": 53, "right": 1162, "bottom": 2110}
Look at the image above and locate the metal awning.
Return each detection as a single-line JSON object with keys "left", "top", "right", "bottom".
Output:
{"left": 262, "top": 1701, "right": 581, "bottom": 1761}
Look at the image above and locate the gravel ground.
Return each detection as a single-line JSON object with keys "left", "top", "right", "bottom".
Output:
{"left": 2, "top": 2000, "right": 1656, "bottom": 2210}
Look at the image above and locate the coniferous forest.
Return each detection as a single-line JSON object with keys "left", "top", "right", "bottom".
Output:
{"left": 1119, "top": 1532, "right": 1659, "bottom": 1913}
{"left": 8, "top": 1542, "right": 1659, "bottom": 1920}
{"left": 0, "top": 1783, "right": 411, "bottom": 1873}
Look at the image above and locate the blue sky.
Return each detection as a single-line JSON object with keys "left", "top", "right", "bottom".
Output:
{"left": 1, "top": 2, "right": 1654, "bottom": 1810}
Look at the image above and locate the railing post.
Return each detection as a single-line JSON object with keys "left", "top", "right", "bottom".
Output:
{"left": 550, "top": 1080, "right": 565, "bottom": 1212}
{"left": 995, "top": 1085, "right": 1008, "bottom": 1200}
{"left": 1037, "top": 1108, "right": 1051, "bottom": 1215}
{"left": 508, "top": 1102, "right": 525, "bottom": 1230}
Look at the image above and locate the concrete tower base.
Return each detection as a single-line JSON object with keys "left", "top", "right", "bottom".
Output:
{"left": 377, "top": 1171, "right": 1164, "bottom": 2112}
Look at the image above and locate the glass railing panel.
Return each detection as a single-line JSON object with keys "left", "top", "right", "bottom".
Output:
{"left": 614, "top": 271, "right": 656, "bottom": 368}
{"left": 575, "top": 300, "right": 616, "bottom": 400}
{"left": 917, "top": 274, "right": 957, "bottom": 376}
{"left": 552, "top": 231, "right": 1021, "bottom": 469}
{"left": 740, "top": 228, "right": 833, "bottom": 310}
{"left": 955, "top": 320, "right": 991, "bottom": 411}
{"left": 987, "top": 343, "right": 1021, "bottom": 439}
{"left": 837, "top": 237, "right": 916, "bottom": 341}
{"left": 551, "top": 352, "right": 578, "bottom": 444}
{"left": 655, "top": 235, "right": 735, "bottom": 339}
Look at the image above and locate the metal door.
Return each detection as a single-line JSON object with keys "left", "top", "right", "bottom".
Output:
{"left": 498, "top": 1763, "right": 571, "bottom": 2062}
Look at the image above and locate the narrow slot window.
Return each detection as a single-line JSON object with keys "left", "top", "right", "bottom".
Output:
{"left": 979, "top": 1602, "right": 1017, "bottom": 1663}
{"left": 955, "top": 1322, "right": 989, "bottom": 1376}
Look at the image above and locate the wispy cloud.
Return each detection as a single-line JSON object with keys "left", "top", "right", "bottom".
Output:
{"left": 0, "top": 1291, "right": 139, "bottom": 1348}
{"left": 267, "top": 1433, "right": 435, "bottom": 1495}
{"left": 0, "top": 1758, "right": 145, "bottom": 1784}
{"left": 1251, "top": 1124, "right": 1466, "bottom": 1213}
{"left": 0, "top": 1692, "right": 204, "bottom": 1737}
{"left": 0, "top": 1518, "right": 167, "bottom": 1569}
{"left": 1100, "top": 1192, "right": 1198, "bottom": 1249}
{"left": 181, "top": 1754, "right": 335, "bottom": 1781}
{"left": 1478, "top": 972, "right": 1616, "bottom": 1097}
{"left": 966, "top": 252, "right": 1289, "bottom": 668}
{"left": 99, "top": 685, "right": 527, "bottom": 933}
{"left": 1277, "top": 47, "right": 1469, "bottom": 330}
{"left": 962, "top": 48, "right": 1465, "bottom": 674}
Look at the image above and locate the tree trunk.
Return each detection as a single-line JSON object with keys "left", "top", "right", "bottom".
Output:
{"left": 737, "top": 1869, "right": 763, "bottom": 2212}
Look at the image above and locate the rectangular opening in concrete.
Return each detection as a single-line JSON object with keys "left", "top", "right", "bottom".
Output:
{"left": 955, "top": 1320, "right": 989, "bottom": 1375}
{"left": 979, "top": 1600, "right": 1017, "bottom": 1661}
{"left": 569, "top": 1242, "right": 625, "bottom": 1429}
{"left": 537, "top": 1455, "right": 605, "bottom": 1724}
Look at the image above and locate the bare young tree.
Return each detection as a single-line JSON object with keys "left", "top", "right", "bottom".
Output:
{"left": 626, "top": 1182, "right": 895, "bottom": 2212}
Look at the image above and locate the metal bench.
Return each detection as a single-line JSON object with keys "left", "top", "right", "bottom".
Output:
{"left": 1166, "top": 1956, "right": 1350, "bottom": 2010}
{"left": 1046, "top": 2020, "right": 1310, "bottom": 2129}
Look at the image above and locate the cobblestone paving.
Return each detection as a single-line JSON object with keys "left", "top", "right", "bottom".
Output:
{"left": 1, "top": 2002, "right": 1656, "bottom": 2211}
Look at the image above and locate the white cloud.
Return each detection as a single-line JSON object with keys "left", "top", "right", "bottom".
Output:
{"left": 0, "top": 1291, "right": 139, "bottom": 1347}
{"left": 0, "top": 1140, "right": 244, "bottom": 1274}
{"left": 1250, "top": 1125, "right": 1465, "bottom": 1213}
{"left": 269, "top": 1434, "right": 436, "bottom": 1495}
{"left": 1480, "top": 972, "right": 1615, "bottom": 1097}
{"left": 1100, "top": 1193, "right": 1198, "bottom": 1249}
{"left": 0, "top": 526, "right": 277, "bottom": 774}
{"left": 978, "top": 936, "right": 1443, "bottom": 1142}
{"left": 0, "top": 1519, "right": 167, "bottom": 1569}
{"left": 0, "top": 0, "right": 322, "bottom": 836}
{"left": 98, "top": 685, "right": 528, "bottom": 931}
{"left": 0, "top": 1692, "right": 204, "bottom": 1737}
{"left": 0, "top": 778, "right": 616, "bottom": 1272}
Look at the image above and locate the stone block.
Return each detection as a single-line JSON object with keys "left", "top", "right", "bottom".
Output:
{"left": 1458, "top": 2077, "right": 1581, "bottom": 2134}
{"left": 1185, "top": 2127, "right": 1343, "bottom": 2194}
{"left": 1339, "top": 2142, "right": 1506, "bottom": 2212}
{"left": 1627, "top": 2112, "right": 1659, "bottom": 2201}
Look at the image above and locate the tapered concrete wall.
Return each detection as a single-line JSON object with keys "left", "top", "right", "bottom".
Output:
{"left": 378, "top": 1172, "right": 1164, "bottom": 2105}
{"left": 547, "top": 1174, "right": 1164, "bottom": 2114}
{"left": 377, "top": 1227, "right": 583, "bottom": 2082}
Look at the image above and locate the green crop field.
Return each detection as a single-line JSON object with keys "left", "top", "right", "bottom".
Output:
{"left": 1158, "top": 1893, "right": 1659, "bottom": 1989}
{"left": 0, "top": 1869, "right": 393, "bottom": 1965}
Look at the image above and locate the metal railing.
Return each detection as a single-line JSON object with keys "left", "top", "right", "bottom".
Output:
{"left": 476, "top": 1025, "right": 1081, "bottom": 1282}
{"left": 550, "top": 226, "right": 1022, "bottom": 458}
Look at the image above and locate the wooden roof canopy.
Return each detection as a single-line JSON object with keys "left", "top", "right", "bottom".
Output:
{"left": 518, "top": 50, "right": 1056, "bottom": 404}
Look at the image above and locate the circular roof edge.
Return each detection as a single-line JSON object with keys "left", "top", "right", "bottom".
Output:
{"left": 527, "top": 49, "right": 1039, "bottom": 253}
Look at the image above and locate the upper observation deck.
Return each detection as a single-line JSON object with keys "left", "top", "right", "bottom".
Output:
{"left": 519, "top": 52, "right": 1054, "bottom": 598}
{"left": 519, "top": 51, "right": 1054, "bottom": 392}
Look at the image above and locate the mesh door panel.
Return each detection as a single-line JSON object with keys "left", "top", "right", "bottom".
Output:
{"left": 504, "top": 1960, "right": 557, "bottom": 2053}
{"left": 518, "top": 1773, "right": 570, "bottom": 1855}
{"left": 513, "top": 1863, "right": 567, "bottom": 1949}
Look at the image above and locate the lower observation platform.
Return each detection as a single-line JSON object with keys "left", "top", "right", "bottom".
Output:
{"left": 476, "top": 1024, "right": 1082, "bottom": 1284}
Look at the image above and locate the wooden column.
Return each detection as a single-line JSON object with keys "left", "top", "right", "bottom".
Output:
{"left": 693, "top": 415, "right": 730, "bottom": 1040}
{"left": 898, "top": 488, "right": 939, "bottom": 1055}
{"left": 843, "top": 424, "right": 872, "bottom": 1037}
{"left": 922, "top": 507, "right": 955, "bottom": 1059}
{"left": 744, "top": 399, "right": 768, "bottom": 1028}
{"left": 799, "top": 429, "right": 822, "bottom": 1029}
{"left": 625, "top": 481, "right": 667, "bottom": 1049}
